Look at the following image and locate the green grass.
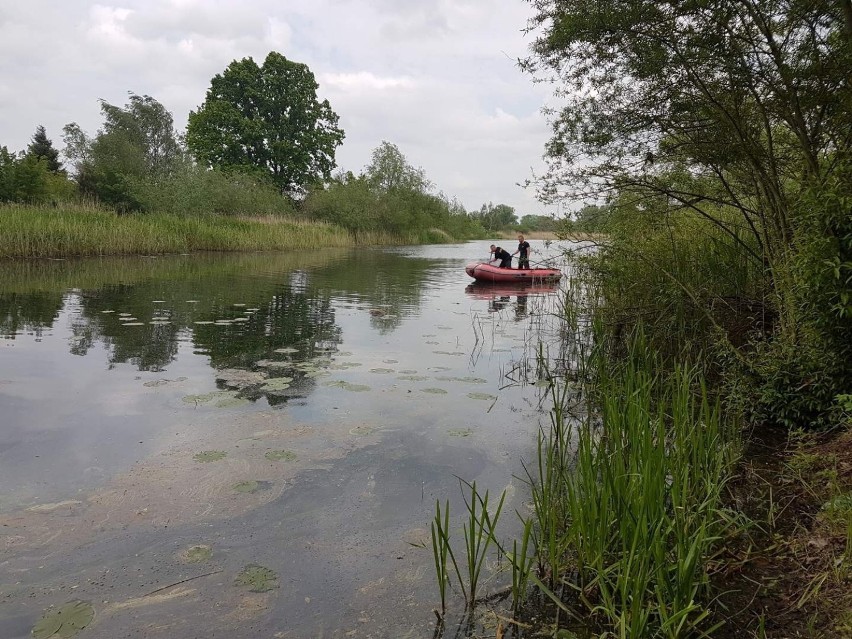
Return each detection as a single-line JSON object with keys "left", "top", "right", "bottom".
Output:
{"left": 0, "top": 203, "right": 358, "bottom": 259}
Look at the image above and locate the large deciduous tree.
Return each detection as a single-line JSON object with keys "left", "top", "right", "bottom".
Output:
{"left": 63, "top": 93, "right": 183, "bottom": 209}
{"left": 364, "top": 141, "right": 430, "bottom": 194}
{"left": 186, "top": 52, "right": 345, "bottom": 196}
{"left": 526, "top": 0, "right": 851, "bottom": 324}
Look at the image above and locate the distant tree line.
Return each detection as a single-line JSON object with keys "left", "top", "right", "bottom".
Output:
{"left": 0, "top": 51, "right": 537, "bottom": 242}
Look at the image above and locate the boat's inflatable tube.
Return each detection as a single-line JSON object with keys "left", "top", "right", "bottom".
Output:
{"left": 465, "top": 262, "right": 562, "bottom": 283}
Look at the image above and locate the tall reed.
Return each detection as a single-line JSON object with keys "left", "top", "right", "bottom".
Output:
{"left": 529, "top": 336, "right": 740, "bottom": 637}
{"left": 0, "top": 204, "right": 429, "bottom": 259}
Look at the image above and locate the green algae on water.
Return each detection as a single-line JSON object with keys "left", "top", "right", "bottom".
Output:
{"left": 184, "top": 545, "right": 213, "bottom": 563}
{"left": 234, "top": 564, "right": 278, "bottom": 592}
{"left": 265, "top": 450, "right": 297, "bottom": 462}
{"left": 194, "top": 450, "right": 227, "bottom": 463}
{"left": 233, "top": 480, "right": 260, "bottom": 494}
{"left": 32, "top": 600, "right": 94, "bottom": 639}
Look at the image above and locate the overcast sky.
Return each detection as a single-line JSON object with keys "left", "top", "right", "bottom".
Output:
{"left": 0, "top": 1, "right": 559, "bottom": 215}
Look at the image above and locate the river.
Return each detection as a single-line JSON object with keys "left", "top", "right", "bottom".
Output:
{"left": 0, "top": 241, "right": 570, "bottom": 639}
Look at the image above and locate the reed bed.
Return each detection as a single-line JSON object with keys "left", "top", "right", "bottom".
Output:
{"left": 0, "top": 204, "right": 356, "bottom": 259}
{"left": 521, "top": 338, "right": 742, "bottom": 637}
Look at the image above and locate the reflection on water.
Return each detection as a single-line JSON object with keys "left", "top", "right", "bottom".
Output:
{"left": 0, "top": 243, "right": 569, "bottom": 639}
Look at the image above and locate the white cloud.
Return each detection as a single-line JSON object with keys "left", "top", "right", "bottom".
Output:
{"left": 0, "top": 0, "right": 556, "bottom": 214}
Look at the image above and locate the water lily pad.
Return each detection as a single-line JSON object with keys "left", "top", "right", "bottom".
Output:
{"left": 123, "top": 322, "right": 145, "bottom": 326}
{"left": 184, "top": 545, "right": 212, "bottom": 563}
{"left": 369, "top": 368, "right": 395, "bottom": 374}
{"left": 183, "top": 391, "right": 228, "bottom": 405}
{"left": 328, "top": 361, "right": 362, "bottom": 370}
{"left": 152, "top": 300, "right": 166, "bottom": 303}
{"left": 261, "top": 377, "right": 294, "bottom": 391}
{"left": 233, "top": 303, "right": 246, "bottom": 307}
{"left": 118, "top": 313, "right": 132, "bottom": 317}
{"left": 100, "top": 310, "right": 115, "bottom": 314}
{"left": 233, "top": 480, "right": 260, "bottom": 494}
{"left": 216, "top": 369, "right": 267, "bottom": 389}
{"left": 422, "top": 388, "right": 448, "bottom": 394}
{"left": 273, "top": 347, "right": 299, "bottom": 354}
{"left": 448, "top": 428, "right": 474, "bottom": 437}
{"left": 186, "top": 300, "right": 199, "bottom": 303}
{"left": 399, "top": 369, "right": 418, "bottom": 374}
{"left": 215, "top": 396, "right": 249, "bottom": 408}
{"left": 265, "top": 450, "right": 297, "bottom": 462}
{"left": 437, "top": 325, "right": 453, "bottom": 330}
{"left": 254, "top": 359, "right": 290, "bottom": 369}
{"left": 467, "top": 392, "right": 497, "bottom": 401}
{"left": 143, "top": 377, "right": 186, "bottom": 387}
{"left": 428, "top": 366, "right": 452, "bottom": 372}
{"left": 194, "top": 450, "right": 227, "bottom": 463}
{"left": 234, "top": 564, "right": 278, "bottom": 592}
{"left": 425, "top": 341, "right": 440, "bottom": 345}
{"left": 32, "top": 600, "right": 94, "bottom": 638}
{"left": 436, "top": 376, "right": 487, "bottom": 384}
{"left": 304, "top": 370, "right": 331, "bottom": 378}
{"left": 323, "top": 380, "right": 371, "bottom": 392}
{"left": 194, "top": 321, "right": 214, "bottom": 325}
{"left": 432, "top": 351, "right": 465, "bottom": 356}
{"left": 397, "top": 375, "right": 429, "bottom": 382}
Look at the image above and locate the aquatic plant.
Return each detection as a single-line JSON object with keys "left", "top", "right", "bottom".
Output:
{"left": 232, "top": 480, "right": 261, "bottom": 494}
{"left": 234, "top": 564, "right": 278, "bottom": 592}
{"left": 429, "top": 482, "right": 506, "bottom": 611}
{"left": 32, "top": 600, "right": 94, "bottom": 639}
{"left": 184, "top": 545, "right": 213, "bottom": 563}
{"left": 193, "top": 450, "right": 227, "bottom": 463}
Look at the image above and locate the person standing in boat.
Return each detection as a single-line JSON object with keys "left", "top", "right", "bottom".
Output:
{"left": 489, "top": 244, "right": 512, "bottom": 268}
{"left": 513, "top": 234, "right": 531, "bottom": 269}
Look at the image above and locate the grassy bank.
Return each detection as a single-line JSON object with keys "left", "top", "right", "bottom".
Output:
{"left": 0, "top": 203, "right": 460, "bottom": 260}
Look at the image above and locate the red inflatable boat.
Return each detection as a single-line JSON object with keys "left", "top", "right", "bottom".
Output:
{"left": 465, "top": 262, "right": 562, "bottom": 283}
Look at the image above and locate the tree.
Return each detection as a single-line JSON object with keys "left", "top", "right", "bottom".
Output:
{"left": 474, "top": 202, "right": 517, "bottom": 231}
{"left": 27, "top": 126, "right": 63, "bottom": 173}
{"left": 98, "top": 93, "right": 183, "bottom": 179}
{"left": 187, "top": 52, "right": 345, "bottom": 196}
{"left": 525, "top": 0, "right": 851, "bottom": 326}
{"left": 364, "top": 141, "right": 430, "bottom": 193}
{"left": 519, "top": 214, "right": 558, "bottom": 232}
{"left": 63, "top": 93, "right": 184, "bottom": 209}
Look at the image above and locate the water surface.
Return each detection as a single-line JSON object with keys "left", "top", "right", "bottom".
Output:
{"left": 0, "top": 242, "right": 568, "bottom": 638}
